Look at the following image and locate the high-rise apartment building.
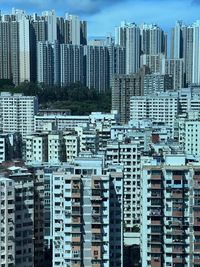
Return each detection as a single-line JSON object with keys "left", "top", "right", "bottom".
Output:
{"left": 25, "top": 133, "right": 48, "bottom": 163}
{"left": 60, "top": 44, "right": 85, "bottom": 86}
{"left": 37, "top": 41, "right": 60, "bottom": 85}
{"left": 0, "top": 21, "right": 11, "bottom": 80}
{"left": 141, "top": 154, "right": 200, "bottom": 267}
{"left": 140, "top": 23, "right": 167, "bottom": 55}
{"left": 115, "top": 22, "right": 140, "bottom": 74}
{"left": 175, "top": 113, "right": 200, "bottom": 156}
{"left": 32, "top": 18, "right": 46, "bottom": 42}
{"left": 0, "top": 92, "right": 38, "bottom": 137}
{"left": 0, "top": 133, "right": 22, "bottom": 163}
{"left": 0, "top": 17, "right": 20, "bottom": 85}
{"left": 140, "top": 53, "right": 165, "bottom": 73}
{"left": 130, "top": 92, "right": 178, "bottom": 133}
{"left": 161, "top": 58, "right": 184, "bottom": 89}
{"left": 143, "top": 73, "right": 173, "bottom": 95}
{"left": 185, "top": 26, "right": 193, "bottom": 85}
{"left": 52, "top": 158, "right": 123, "bottom": 267}
{"left": 0, "top": 177, "right": 15, "bottom": 267}
{"left": 170, "top": 21, "right": 194, "bottom": 86}
{"left": 115, "top": 21, "right": 126, "bottom": 47}
{"left": 8, "top": 168, "right": 35, "bottom": 267}
{"left": 9, "top": 20, "right": 20, "bottom": 85}
{"left": 86, "top": 45, "right": 109, "bottom": 92}
{"left": 192, "top": 20, "right": 200, "bottom": 84}
{"left": 5, "top": 166, "right": 45, "bottom": 267}
{"left": 67, "top": 14, "right": 81, "bottom": 45}
{"left": 106, "top": 132, "right": 150, "bottom": 244}
{"left": 42, "top": 10, "right": 57, "bottom": 43}
{"left": 126, "top": 23, "right": 140, "bottom": 74}
{"left": 108, "top": 43, "right": 126, "bottom": 86}
{"left": 18, "top": 16, "right": 31, "bottom": 83}
{"left": 112, "top": 66, "right": 150, "bottom": 124}
{"left": 57, "top": 15, "right": 87, "bottom": 45}
{"left": 170, "top": 20, "right": 184, "bottom": 59}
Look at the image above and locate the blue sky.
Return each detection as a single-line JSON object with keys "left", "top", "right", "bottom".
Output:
{"left": 1, "top": 0, "right": 200, "bottom": 36}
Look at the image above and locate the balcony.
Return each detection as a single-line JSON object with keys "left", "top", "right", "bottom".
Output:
{"left": 92, "top": 208, "right": 101, "bottom": 215}
{"left": 71, "top": 263, "right": 81, "bottom": 267}
{"left": 71, "top": 189, "right": 81, "bottom": 198}
{"left": 172, "top": 192, "right": 183, "bottom": 198}
{"left": 72, "top": 236, "right": 81, "bottom": 243}
{"left": 72, "top": 217, "right": 81, "bottom": 224}
{"left": 92, "top": 182, "right": 101, "bottom": 189}
{"left": 92, "top": 234, "right": 102, "bottom": 242}
{"left": 194, "top": 259, "right": 200, "bottom": 264}
{"left": 151, "top": 220, "right": 162, "bottom": 225}
{"left": 151, "top": 175, "right": 162, "bottom": 180}
{"left": 172, "top": 247, "right": 184, "bottom": 253}
{"left": 150, "top": 210, "right": 161, "bottom": 216}
{"left": 173, "top": 257, "right": 185, "bottom": 264}
{"left": 150, "top": 193, "right": 162, "bottom": 198}
{"left": 173, "top": 175, "right": 183, "bottom": 180}
{"left": 92, "top": 228, "right": 101, "bottom": 234}
{"left": 150, "top": 258, "right": 161, "bottom": 267}
{"left": 72, "top": 183, "right": 81, "bottom": 189}
{"left": 72, "top": 201, "right": 80, "bottom": 206}
{"left": 91, "top": 195, "right": 102, "bottom": 201}
{"left": 193, "top": 175, "right": 200, "bottom": 180}
{"left": 72, "top": 210, "right": 81, "bottom": 216}
{"left": 151, "top": 247, "right": 162, "bottom": 253}
{"left": 172, "top": 211, "right": 183, "bottom": 217}
{"left": 151, "top": 184, "right": 163, "bottom": 190}
{"left": 92, "top": 216, "right": 101, "bottom": 224}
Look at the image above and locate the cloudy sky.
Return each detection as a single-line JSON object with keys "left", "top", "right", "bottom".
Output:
{"left": 1, "top": 0, "right": 200, "bottom": 36}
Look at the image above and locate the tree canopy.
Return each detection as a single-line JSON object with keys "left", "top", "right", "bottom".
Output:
{"left": 0, "top": 81, "right": 111, "bottom": 115}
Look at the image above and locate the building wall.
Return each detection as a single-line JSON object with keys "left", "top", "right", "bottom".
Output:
{"left": 0, "top": 177, "right": 15, "bottom": 267}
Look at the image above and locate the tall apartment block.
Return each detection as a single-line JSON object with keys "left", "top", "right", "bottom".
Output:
{"left": 140, "top": 53, "right": 165, "bottom": 74}
{"left": 140, "top": 23, "right": 167, "bottom": 56}
{"left": 108, "top": 43, "right": 126, "bottom": 86}
{"left": 56, "top": 15, "right": 87, "bottom": 45}
{"left": 143, "top": 73, "right": 173, "bottom": 95}
{"left": 0, "top": 21, "right": 11, "bottom": 80}
{"left": 0, "top": 177, "right": 15, "bottom": 267}
{"left": 192, "top": 20, "right": 200, "bottom": 84}
{"left": 60, "top": 44, "right": 85, "bottom": 86}
{"left": 170, "top": 21, "right": 194, "bottom": 85}
{"left": 111, "top": 66, "right": 150, "bottom": 124}
{"left": 0, "top": 18, "right": 20, "bottom": 85}
{"left": 170, "top": 21, "right": 184, "bottom": 59}
{"left": 175, "top": 113, "right": 200, "bottom": 156}
{"left": 7, "top": 166, "right": 44, "bottom": 267}
{"left": 0, "top": 11, "right": 87, "bottom": 85}
{"left": 52, "top": 158, "right": 123, "bottom": 267}
{"left": 130, "top": 92, "right": 178, "bottom": 135}
{"left": 0, "top": 92, "right": 38, "bottom": 137}
{"left": 161, "top": 58, "right": 184, "bottom": 90}
{"left": 115, "top": 21, "right": 126, "bottom": 47}
{"left": 18, "top": 16, "right": 31, "bottom": 83}
{"left": 125, "top": 23, "right": 140, "bottom": 74}
{"left": 86, "top": 45, "right": 109, "bottom": 92}
{"left": 0, "top": 133, "right": 22, "bottom": 163}
{"left": 37, "top": 40, "right": 60, "bottom": 86}
{"left": 41, "top": 10, "right": 57, "bottom": 43}
{"left": 115, "top": 22, "right": 140, "bottom": 74}
{"left": 10, "top": 21, "right": 20, "bottom": 85}
{"left": 141, "top": 154, "right": 200, "bottom": 267}
{"left": 106, "top": 130, "right": 151, "bottom": 245}
{"left": 8, "top": 168, "right": 35, "bottom": 267}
